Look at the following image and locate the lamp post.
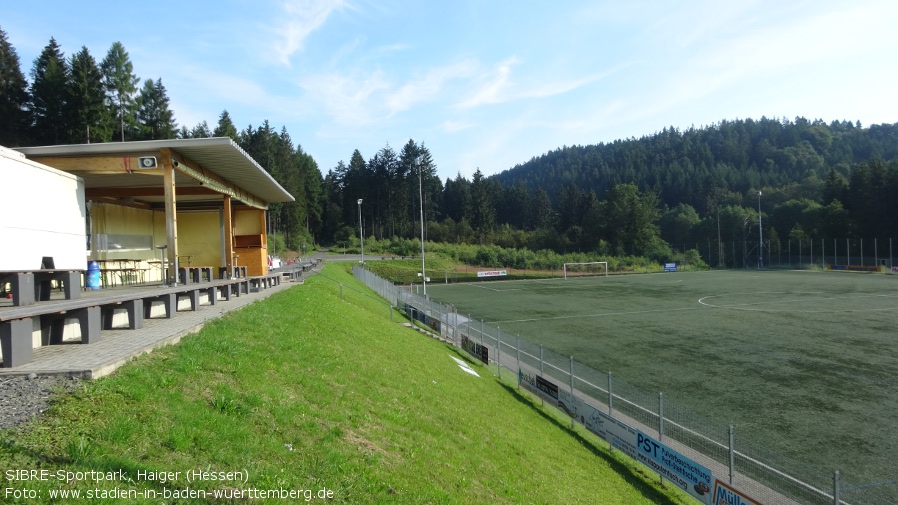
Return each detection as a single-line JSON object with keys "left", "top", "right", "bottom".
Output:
{"left": 417, "top": 156, "right": 426, "bottom": 297}
{"left": 357, "top": 199, "right": 364, "bottom": 265}
{"left": 758, "top": 191, "right": 763, "bottom": 270}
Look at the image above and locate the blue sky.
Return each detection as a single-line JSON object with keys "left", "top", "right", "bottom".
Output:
{"left": 5, "top": 1, "right": 898, "bottom": 181}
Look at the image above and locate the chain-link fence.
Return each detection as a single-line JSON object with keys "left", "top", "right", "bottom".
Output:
{"left": 353, "top": 266, "right": 894, "bottom": 504}
{"left": 688, "top": 237, "right": 896, "bottom": 271}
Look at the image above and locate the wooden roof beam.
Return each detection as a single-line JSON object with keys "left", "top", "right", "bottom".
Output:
{"left": 162, "top": 149, "right": 268, "bottom": 210}
{"left": 85, "top": 186, "right": 221, "bottom": 198}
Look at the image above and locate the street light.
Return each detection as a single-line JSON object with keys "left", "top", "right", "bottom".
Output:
{"left": 758, "top": 191, "right": 763, "bottom": 270}
{"left": 357, "top": 199, "right": 364, "bottom": 265}
{"left": 417, "top": 156, "right": 426, "bottom": 297}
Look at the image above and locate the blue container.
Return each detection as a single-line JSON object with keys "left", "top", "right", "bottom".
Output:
{"left": 87, "top": 261, "right": 101, "bottom": 290}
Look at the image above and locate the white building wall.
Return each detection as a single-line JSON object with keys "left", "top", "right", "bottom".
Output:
{"left": 0, "top": 146, "right": 87, "bottom": 270}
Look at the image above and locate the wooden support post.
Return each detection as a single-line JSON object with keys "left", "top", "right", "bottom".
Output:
{"left": 223, "top": 195, "right": 235, "bottom": 278}
{"left": 161, "top": 148, "right": 179, "bottom": 285}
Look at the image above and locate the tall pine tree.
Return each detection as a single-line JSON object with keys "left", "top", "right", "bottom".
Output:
{"left": 0, "top": 27, "right": 29, "bottom": 147}
{"left": 68, "top": 46, "right": 110, "bottom": 143}
{"left": 101, "top": 41, "right": 139, "bottom": 142}
{"left": 135, "top": 77, "right": 177, "bottom": 140}
{"left": 29, "top": 37, "right": 69, "bottom": 145}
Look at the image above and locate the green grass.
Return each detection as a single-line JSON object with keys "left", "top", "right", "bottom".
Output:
{"left": 425, "top": 269, "right": 898, "bottom": 489}
{"left": 0, "top": 264, "right": 688, "bottom": 504}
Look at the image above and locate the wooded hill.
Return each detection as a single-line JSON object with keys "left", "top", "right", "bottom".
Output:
{"left": 495, "top": 117, "right": 898, "bottom": 213}
{"left": 485, "top": 117, "right": 898, "bottom": 257}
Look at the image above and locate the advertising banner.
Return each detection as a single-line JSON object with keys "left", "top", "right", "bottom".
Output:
{"left": 711, "top": 480, "right": 762, "bottom": 505}
{"left": 519, "top": 370, "right": 559, "bottom": 405}
{"left": 518, "top": 368, "right": 713, "bottom": 504}
{"left": 664, "top": 262, "right": 678, "bottom": 272}
{"left": 461, "top": 335, "right": 489, "bottom": 364}
{"left": 519, "top": 370, "right": 639, "bottom": 459}
{"left": 633, "top": 430, "right": 713, "bottom": 504}
{"left": 402, "top": 303, "right": 441, "bottom": 332}
{"left": 477, "top": 270, "right": 507, "bottom": 278}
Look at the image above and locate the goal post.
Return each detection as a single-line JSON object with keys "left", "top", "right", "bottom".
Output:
{"left": 563, "top": 261, "right": 608, "bottom": 279}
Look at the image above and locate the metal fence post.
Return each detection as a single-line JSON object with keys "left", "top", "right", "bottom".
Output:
{"left": 833, "top": 470, "right": 841, "bottom": 505}
{"left": 729, "top": 425, "right": 735, "bottom": 484}
{"left": 539, "top": 344, "right": 544, "bottom": 407}
{"left": 569, "top": 356, "right": 575, "bottom": 429}
{"left": 659, "top": 392, "right": 664, "bottom": 443}
{"left": 516, "top": 335, "right": 520, "bottom": 381}
{"left": 340, "top": 284, "right": 343, "bottom": 300}
{"left": 497, "top": 325, "right": 501, "bottom": 380}
{"left": 608, "top": 372, "right": 613, "bottom": 415}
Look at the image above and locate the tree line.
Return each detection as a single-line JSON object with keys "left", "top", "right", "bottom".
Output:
{"left": 5, "top": 27, "right": 898, "bottom": 265}
{"left": 0, "top": 28, "right": 319, "bottom": 252}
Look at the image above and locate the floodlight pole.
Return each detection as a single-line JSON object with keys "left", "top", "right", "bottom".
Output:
{"left": 758, "top": 191, "right": 763, "bottom": 270}
{"left": 418, "top": 156, "right": 426, "bottom": 297}
{"left": 357, "top": 199, "right": 364, "bottom": 266}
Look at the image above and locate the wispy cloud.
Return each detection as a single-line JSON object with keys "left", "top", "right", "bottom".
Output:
{"left": 274, "top": 0, "right": 346, "bottom": 66}
{"left": 441, "top": 120, "right": 475, "bottom": 133}
{"left": 455, "top": 56, "right": 518, "bottom": 109}
{"left": 385, "top": 60, "right": 477, "bottom": 115}
{"left": 455, "top": 56, "right": 606, "bottom": 110}
{"left": 301, "top": 70, "right": 391, "bottom": 126}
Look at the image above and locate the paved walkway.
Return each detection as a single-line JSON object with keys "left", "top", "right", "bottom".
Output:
{"left": 0, "top": 258, "right": 326, "bottom": 379}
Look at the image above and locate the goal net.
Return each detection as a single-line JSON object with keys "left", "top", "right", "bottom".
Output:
{"left": 563, "top": 261, "right": 608, "bottom": 279}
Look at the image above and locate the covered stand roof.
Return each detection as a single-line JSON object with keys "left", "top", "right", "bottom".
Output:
{"left": 15, "top": 137, "right": 294, "bottom": 209}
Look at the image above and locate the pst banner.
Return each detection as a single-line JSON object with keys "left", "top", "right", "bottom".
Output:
{"left": 632, "top": 430, "right": 713, "bottom": 504}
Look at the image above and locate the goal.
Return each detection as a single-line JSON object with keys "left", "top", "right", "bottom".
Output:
{"left": 563, "top": 261, "right": 608, "bottom": 279}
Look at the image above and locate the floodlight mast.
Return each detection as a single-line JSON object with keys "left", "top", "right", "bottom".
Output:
{"left": 358, "top": 199, "right": 364, "bottom": 266}
{"left": 417, "top": 156, "right": 426, "bottom": 297}
{"left": 758, "top": 191, "right": 763, "bottom": 270}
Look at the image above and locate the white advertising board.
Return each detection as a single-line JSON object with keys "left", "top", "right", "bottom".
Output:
{"left": 477, "top": 269, "right": 507, "bottom": 278}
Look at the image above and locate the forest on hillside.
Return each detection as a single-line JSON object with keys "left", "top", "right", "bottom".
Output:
{"left": 323, "top": 119, "right": 898, "bottom": 265}
{"left": 4, "top": 28, "right": 898, "bottom": 266}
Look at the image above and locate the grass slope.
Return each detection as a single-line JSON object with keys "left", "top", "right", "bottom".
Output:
{"left": 0, "top": 264, "right": 686, "bottom": 504}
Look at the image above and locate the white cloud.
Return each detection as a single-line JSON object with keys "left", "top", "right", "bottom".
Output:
{"left": 274, "top": 0, "right": 346, "bottom": 66}
{"left": 385, "top": 60, "right": 477, "bottom": 115}
{"left": 301, "top": 70, "right": 392, "bottom": 126}
{"left": 441, "top": 120, "right": 475, "bottom": 133}
{"left": 456, "top": 56, "right": 519, "bottom": 109}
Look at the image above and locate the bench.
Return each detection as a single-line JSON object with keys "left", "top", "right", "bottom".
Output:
{"left": 248, "top": 272, "right": 283, "bottom": 292}
{"left": 178, "top": 266, "right": 215, "bottom": 284}
{"left": 218, "top": 266, "right": 248, "bottom": 279}
{"left": 0, "top": 269, "right": 83, "bottom": 306}
{"left": 279, "top": 267, "right": 303, "bottom": 282}
{"left": 0, "top": 277, "right": 252, "bottom": 368}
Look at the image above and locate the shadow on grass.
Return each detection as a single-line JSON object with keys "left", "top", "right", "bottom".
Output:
{"left": 495, "top": 381, "right": 685, "bottom": 505}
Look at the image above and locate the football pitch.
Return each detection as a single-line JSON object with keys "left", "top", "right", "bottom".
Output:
{"left": 425, "top": 269, "right": 898, "bottom": 485}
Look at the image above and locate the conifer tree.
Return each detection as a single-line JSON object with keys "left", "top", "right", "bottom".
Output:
{"left": 135, "top": 77, "right": 177, "bottom": 139}
{"left": 68, "top": 46, "right": 110, "bottom": 143}
{"left": 29, "top": 37, "right": 69, "bottom": 145}
{"left": 100, "top": 41, "right": 139, "bottom": 141}
{"left": 0, "top": 27, "right": 30, "bottom": 146}
{"left": 213, "top": 110, "right": 238, "bottom": 141}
